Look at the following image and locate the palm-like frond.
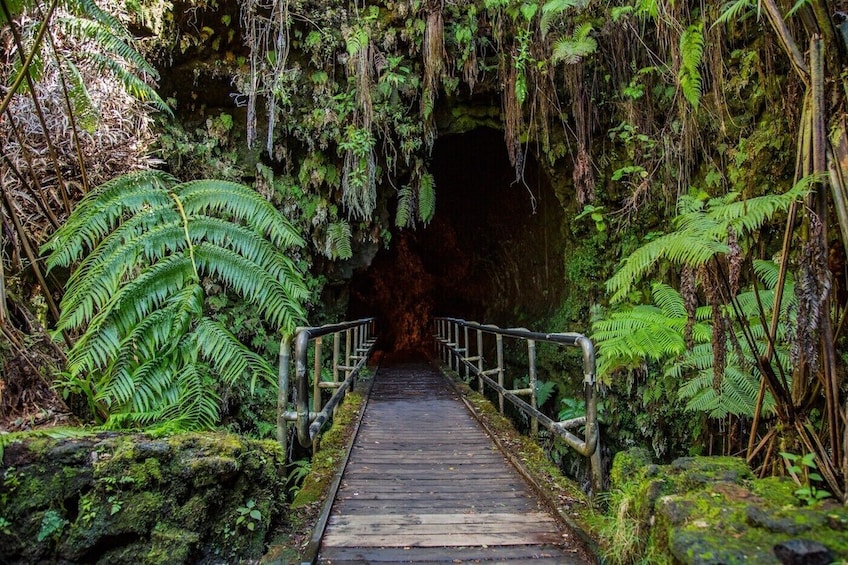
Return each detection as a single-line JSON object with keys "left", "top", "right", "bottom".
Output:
{"left": 551, "top": 23, "right": 597, "bottom": 65}
{"left": 43, "top": 171, "right": 307, "bottom": 430}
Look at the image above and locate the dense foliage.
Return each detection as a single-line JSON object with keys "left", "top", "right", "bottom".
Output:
{"left": 1, "top": 0, "right": 846, "bottom": 510}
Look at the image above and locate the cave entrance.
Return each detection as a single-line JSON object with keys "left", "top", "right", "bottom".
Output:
{"left": 347, "top": 127, "right": 564, "bottom": 352}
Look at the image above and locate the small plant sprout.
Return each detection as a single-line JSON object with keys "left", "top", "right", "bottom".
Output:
{"left": 779, "top": 451, "right": 832, "bottom": 506}
{"left": 236, "top": 499, "right": 262, "bottom": 532}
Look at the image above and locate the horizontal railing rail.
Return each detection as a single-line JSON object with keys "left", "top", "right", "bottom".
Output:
{"left": 277, "top": 318, "right": 377, "bottom": 457}
{"left": 434, "top": 317, "right": 603, "bottom": 493}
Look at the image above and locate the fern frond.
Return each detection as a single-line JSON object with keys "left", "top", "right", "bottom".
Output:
{"left": 713, "top": 0, "right": 756, "bottom": 27}
{"left": 193, "top": 319, "right": 276, "bottom": 390}
{"left": 83, "top": 52, "right": 169, "bottom": 113}
{"left": 58, "top": 54, "right": 99, "bottom": 133}
{"left": 396, "top": 185, "right": 414, "bottom": 228}
{"left": 47, "top": 171, "right": 308, "bottom": 431}
{"left": 194, "top": 244, "right": 306, "bottom": 332}
{"left": 678, "top": 23, "right": 704, "bottom": 108}
{"left": 177, "top": 180, "right": 305, "bottom": 248}
{"left": 59, "top": 16, "right": 158, "bottom": 78}
{"left": 540, "top": 0, "right": 584, "bottom": 37}
{"left": 43, "top": 170, "right": 176, "bottom": 266}
{"left": 418, "top": 173, "right": 436, "bottom": 225}
{"left": 325, "top": 221, "right": 353, "bottom": 260}
{"left": 651, "top": 283, "right": 687, "bottom": 318}
{"left": 607, "top": 233, "right": 726, "bottom": 303}
{"left": 551, "top": 24, "right": 597, "bottom": 64}
{"left": 65, "top": 0, "right": 128, "bottom": 35}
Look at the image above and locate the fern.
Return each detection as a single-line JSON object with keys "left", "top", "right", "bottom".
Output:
{"left": 44, "top": 170, "right": 307, "bottom": 430}
{"left": 607, "top": 179, "right": 811, "bottom": 304}
{"left": 713, "top": 0, "right": 756, "bottom": 27}
{"left": 418, "top": 172, "right": 436, "bottom": 225}
{"left": 540, "top": 0, "right": 586, "bottom": 37}
{"left": 678, "top": 23, "right": 704, "bottom": 108}
{"left": 58, "top": 54, "right": 98, "bottom": 133}
{"left": 551, "top": 23, "right": 597, "bottom": 65}
{"left": 56, "top": 11, "right": 171, "bottom": 115}
{"left": 325, "top": 221, "right": 353, "bottom": 260}
{"left": 596, "top": 273, "right": 789, "bottom": 419}
{"left": 396, "top": 185, "right": 414, "bottom": 228}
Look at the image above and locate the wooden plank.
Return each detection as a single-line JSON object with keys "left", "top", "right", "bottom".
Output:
{"left": 328, "top": 512, "right": 557, "bottom": 527}
{"left": 319, "top": 545, "right": 581, "bottom": 563}
{"left": 320, "top": 531, "right": 565, "bottom": 548}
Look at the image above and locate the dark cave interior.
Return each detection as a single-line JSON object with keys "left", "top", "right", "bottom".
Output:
{"left": 347, "top": 127, "right": 565, "bottom": 352}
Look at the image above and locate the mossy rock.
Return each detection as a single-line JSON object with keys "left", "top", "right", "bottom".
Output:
{"left": 601, "top": 450, "right": 848, "bottom": 564}
{"left": 0, "top": 430, "right": 287, "bottom": 564}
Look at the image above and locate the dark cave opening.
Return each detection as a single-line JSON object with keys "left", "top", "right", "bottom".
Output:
{"left": 347, "top": 127, "right": 565, "bottom": 352}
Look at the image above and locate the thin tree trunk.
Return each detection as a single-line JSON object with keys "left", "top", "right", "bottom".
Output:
{"left": 0, "top": 178, "right": 70, "bottom": 348}
{"left": 0, "top": 0, "right": 71, "bottom": 214}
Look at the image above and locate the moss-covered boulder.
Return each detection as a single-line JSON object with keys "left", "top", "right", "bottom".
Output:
{"left": 600, "top": 448, "right": 848, "bottom": 564}
{"left": 0, "top": 431, "right": 287, "bottom": 564}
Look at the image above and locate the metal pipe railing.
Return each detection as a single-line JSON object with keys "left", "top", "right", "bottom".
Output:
{"left": 434, "top": 317, "right": 603, "bottom": 493}
{"left": 277, "top": 318, "right": 376, "bottom": 456}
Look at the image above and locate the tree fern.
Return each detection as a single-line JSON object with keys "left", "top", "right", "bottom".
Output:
{"left": 607, "top": 178, "right": 811, "bottom": 304}
{"left": 43, "top": 170, "right": 307, "bottom": 430}
{"left": 678, "top": 23, "right": 704, "bottom": 108}
{"left": 596, "top": 271, "right": 793, "bottom": 419}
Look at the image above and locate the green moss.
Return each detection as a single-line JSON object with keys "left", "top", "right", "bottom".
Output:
{"left": 147, "top": 525, "right": 200, "bottom": 564}
{"left": 291, "top": 391, "right": 365, "bottom": 509}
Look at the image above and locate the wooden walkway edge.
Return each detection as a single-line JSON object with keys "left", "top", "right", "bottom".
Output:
{"left": 315, "top": 356, "right": 593, "bottom": 564}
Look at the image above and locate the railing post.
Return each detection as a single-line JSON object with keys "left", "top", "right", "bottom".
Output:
{"left": 277, "top": 334, "right": 292, "bottom": 457}
{"left": 528, "top": 339, "right": 538, "bottom": 438}
{"left": 463, "top": 325, "right": 470, "bottom": 380}
{"left": 476, "top": 329, "right": 484, "bottom": 394}
{"left": 313, "top": 336, "right": 323, "bottom": 453}
{"left": 345, "top": 328, "right": 352, "bottom": 379}
{"left": 496, "top": 333, "right": 504, "bottom": 414}
{"left": 332, "top": 332, "right": 341, "bottom": 417}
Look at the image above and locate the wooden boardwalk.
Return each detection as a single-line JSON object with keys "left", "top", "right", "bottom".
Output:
{"left": 316, "top": 357, "right": 592, "bottom": 564}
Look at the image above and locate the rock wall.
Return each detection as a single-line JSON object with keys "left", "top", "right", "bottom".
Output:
{"left": 0, "top": 431, "right": 286, "bottom": 564}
